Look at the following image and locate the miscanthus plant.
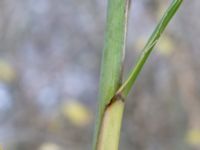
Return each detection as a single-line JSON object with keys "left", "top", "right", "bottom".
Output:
{"left": 93, "top": 0, "right": 183, "bottom": 150}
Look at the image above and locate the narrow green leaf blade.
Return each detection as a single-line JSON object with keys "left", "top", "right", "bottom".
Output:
{"left": 117, "top": 0, "right": 183, "bottom": 98}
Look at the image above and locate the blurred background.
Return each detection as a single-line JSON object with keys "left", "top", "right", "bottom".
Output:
{"left": 0, "top": 0, "right": 199, "bottom": 150}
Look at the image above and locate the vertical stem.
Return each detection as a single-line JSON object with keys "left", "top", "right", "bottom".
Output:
{"left": 93, "top": 0, "right": 130, "bottom": 149}
{"left": 97, "top": 100, "right": 125, "bottom": 150}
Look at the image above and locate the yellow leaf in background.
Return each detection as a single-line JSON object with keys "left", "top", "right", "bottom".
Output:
{"left": 39, "top": 143, "right": 60, "bottom": 150}
{"left": 135, "top": 35, "right": 174, "bottom": 56}
{"left": 186, "top": 129, "right": 200, "bottom": 145}
{"left": 0, "top": 60, "right": 15, "bottom": 82}
{"left": 156, "top": 35, "right": 174, "bottom": 56}
{"left": 61, "top": 100, "right": 92, "bottom": 127}
{"left": 135, "top": 36, "right": 146, "bottom": 52}
{"left": 0, "top": 145, "right": 2, "bottom": 150}
{"left": 156, "top": 3, "right": 175, "bottom": 56}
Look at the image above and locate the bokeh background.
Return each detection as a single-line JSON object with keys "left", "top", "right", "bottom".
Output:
{"left": 0, "top": 0, "right": 200, "bottom": 150}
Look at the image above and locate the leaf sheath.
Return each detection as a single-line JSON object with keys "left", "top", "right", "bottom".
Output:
{"left": 93, "top": 0, "right": 130, "bottom": 149}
